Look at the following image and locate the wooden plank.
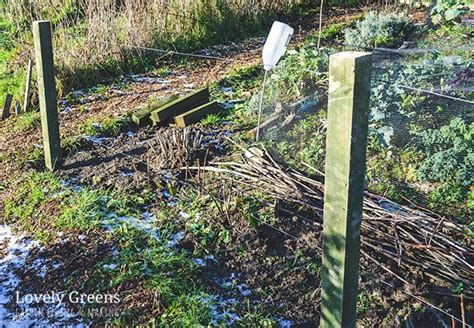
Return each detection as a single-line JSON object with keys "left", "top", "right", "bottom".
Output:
{"left": 33, "top": 20, "right": 62, "bottom": 171}
{"left": 1, "top": 94, "right": 13, "bottom": 120}
{"left": 131, "top": 94, "right": 178, "bottom": 126}
{"left": 150, "top": 87, "right": 209, "bottom": 125}
{"left": 320, "top": 51, "right": 372, "bottom": 328}
{"left": 174, "top": 101, "right": 220, "bottom": 127}
{"left": 23, "top": 59, "right": 33, "bottom": 113}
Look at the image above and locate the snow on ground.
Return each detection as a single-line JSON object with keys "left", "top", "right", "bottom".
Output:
{"left": 1, "top": 203, "right": 292, "bottom": 326}
{"left": 0, "top": 225, "right": 85, "bottom": 327}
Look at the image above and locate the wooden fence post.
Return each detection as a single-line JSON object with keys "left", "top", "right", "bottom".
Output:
{"left": 33, "top": 20, "right": 62, "bottom": 170}
{"left": 1, "top": 94, "right": 13, "bottom": 120}
{"left": 320, "top": 51, "right": 372, "bottom": 327}
{"left": 23, "top": 59, "right": 33, "bottom": 113}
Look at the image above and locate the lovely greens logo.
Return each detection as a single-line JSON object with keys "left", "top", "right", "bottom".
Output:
{"left": 15, "top": 291, "right": 120, "bottom": 305}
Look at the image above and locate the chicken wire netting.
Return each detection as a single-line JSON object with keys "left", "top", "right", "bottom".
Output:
{"left": 251, "top": 44, "right": 473, "bottom": 216}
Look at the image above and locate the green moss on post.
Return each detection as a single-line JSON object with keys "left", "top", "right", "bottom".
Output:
{"left": 33, "top": 20, "right": 62, "bottom": 170}
{"left": 320, "top": 51, "right": 372, "bottom": 328}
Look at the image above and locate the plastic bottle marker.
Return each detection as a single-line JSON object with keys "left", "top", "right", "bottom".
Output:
{"left": 262, "top": 21, "right": 294, "bottom": 71}
{"left": 256, "top": 21, "right": 294, "bottom": 141}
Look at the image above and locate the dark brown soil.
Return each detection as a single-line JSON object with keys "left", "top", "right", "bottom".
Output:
{"left": 59, "top": 125, "right": 228, "bottom": 191}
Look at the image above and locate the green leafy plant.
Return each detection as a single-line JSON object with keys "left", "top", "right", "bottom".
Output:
{"left": 431, "top": 0, "right": 469, "bottom": 26}
{"left": 413, "top": 118, "right": 473, "bottom": 205}
{"left": 262, "top": 46, "right": 332, "bottom": 102}
{"left": 344, "top": 11, "right": 412, "bottom": 48}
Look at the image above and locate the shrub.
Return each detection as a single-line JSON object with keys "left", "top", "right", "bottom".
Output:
{"left": 344, "top": 11, "right": 412, "bottom": 48}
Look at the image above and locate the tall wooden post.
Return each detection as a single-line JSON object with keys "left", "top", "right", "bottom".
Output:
{"left": 23, "top": 59, "right": 33, "bottom": 112}
{"left": 33, "top": 20, "right": 62, "bottom": 170}
{"left": 320, "top": 51, "right": 372, "bottom": 328}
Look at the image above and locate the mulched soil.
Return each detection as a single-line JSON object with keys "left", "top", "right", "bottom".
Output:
{"left": 59, "top": 125, "right": 228, "bottom": 191}
{"left": 144, "top": 181, "right": 466, "bottom": 327}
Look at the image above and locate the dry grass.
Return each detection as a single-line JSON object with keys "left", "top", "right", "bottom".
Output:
{"left": 1, "top": 0, "right": 307, "bottom": 92}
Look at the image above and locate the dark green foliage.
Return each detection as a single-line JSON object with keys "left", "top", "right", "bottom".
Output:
{"left": 414, "top": 118, "right": 473, "bottom": 204}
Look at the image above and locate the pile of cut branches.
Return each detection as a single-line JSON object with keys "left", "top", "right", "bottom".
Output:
{"left": 192, "top": 145, "right": 474, "bottom": 297}
{"left": 147, "top": 127, "right": 222, "bottom": 172}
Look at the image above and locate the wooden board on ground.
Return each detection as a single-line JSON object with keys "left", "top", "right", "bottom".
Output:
{"left": 150, "top": 87, "right": 209, "bottom": 125}
{"left": 131, "top": 94, "right": 178, "bottom": 126}
{"left": 174, "top": 101, "right": 220, "bottom": 127}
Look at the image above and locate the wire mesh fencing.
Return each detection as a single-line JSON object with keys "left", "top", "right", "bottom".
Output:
{"left": 252, "top": 43, "right": 473, "bottom": 218}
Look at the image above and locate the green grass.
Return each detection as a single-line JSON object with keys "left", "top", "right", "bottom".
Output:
{"left": 12, "top": 111, "right": 41, "bottom": 132}
{"left": 0, "top": 169, "right": 219, "bottom": 325}
{"left": 0, "top": 46, "right": 25, "bottom": 106}
{"left": 73, "top": 216, "right": 213, "bottom": 326}
{"left": 77, "top": 115, "right": 130, "bottom": 137}
{"left": 356, "top": 292, "right": 382, "bottom": 316}
{"left": 2, "top": 171, "right": 150, "bottom": 243}
{"left": 200, "top": 113, "right": 223, "bottom": 126}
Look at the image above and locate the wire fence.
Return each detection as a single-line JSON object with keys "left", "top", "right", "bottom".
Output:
{"left": 256, "top": 42, "right": 473, "bottom": 212}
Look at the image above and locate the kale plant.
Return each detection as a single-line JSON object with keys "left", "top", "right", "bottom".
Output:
{"left": 431, "top": 0, "right": 469, "bottom": 26}
{"left": 413, "top": 117, "right": 473, "bottom": 204}
{"left": 344, "top": 11, "right": 412, "bottom": 48}
{"left": 368, "top": 53, "right": 470, "bottom": 147}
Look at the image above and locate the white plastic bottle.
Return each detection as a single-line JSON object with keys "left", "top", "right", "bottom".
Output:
{"left": 262, "top": 21, "right": 294, "bottom": 71}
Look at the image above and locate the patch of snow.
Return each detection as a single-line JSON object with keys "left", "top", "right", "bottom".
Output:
{"left": 203, "top": 294, "right": 240, "bottom": 326}
{"left": 167, "top": 231, "right": 185, "bottom": 248}
{"left": 220, "top": 86, "right": 233, "bottom": 95}
{"left": 161, "top": 190, "right": 177, "bottom": 206}
{"left": 0, "top": 225, "right": 85, "bottom": 326}
{"left": 31, "top": 257, "right": 48, "bottom": 279}
{"left": 277, "top": 317, "right": 293, "bottom": 327}
{"left": 193, "top": 258, "right": 207, "bottom": 267}
{"left": 82, "top": 135, "right": 112, "bottom": 144}
{"left": 192, "top": 255, "right": 217, "bottom": 268}
{"left": 215, "top": 272, "right": 252, "bottom": 298}
{"left": 102, "top": 263, "right": 117, "bottom": 271}
{"left": 102, "top": 212, "right": 161, "bottom": 241}
{"left": 129, "top": 75, "right": 170, "bottom": 84}
{"left": 64, "top": 177, "right": 83, "bottom": 192}
{"left": 179, "top": 211, "right": 191, "bottom": 219}
{"left": 61, "top": 106, "right": 73, "bottom": 114}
